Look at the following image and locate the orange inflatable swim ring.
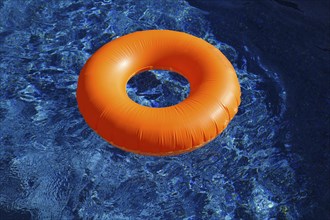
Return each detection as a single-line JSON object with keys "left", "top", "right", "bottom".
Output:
{"left": 77, "top": 30, "right": 241, "bottom": 156}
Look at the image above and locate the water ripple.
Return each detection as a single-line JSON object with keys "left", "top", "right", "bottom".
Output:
{"left": 0, "top": 0, "right": 306, "bottom": 219}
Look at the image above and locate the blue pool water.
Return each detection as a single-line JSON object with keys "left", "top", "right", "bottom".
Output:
{"left": 0, "top": 0, "right": 329, "bottom": 219}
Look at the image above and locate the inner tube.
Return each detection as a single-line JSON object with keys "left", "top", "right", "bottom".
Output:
{"left": 76, "top": 30, "right": 241, "bottom": 156}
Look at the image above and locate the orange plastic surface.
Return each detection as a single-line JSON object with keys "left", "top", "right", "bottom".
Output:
{"left": 76, "top": 30, "right": 241, "bottom": 156}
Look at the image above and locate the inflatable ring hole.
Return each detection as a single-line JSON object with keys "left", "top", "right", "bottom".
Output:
{"left": 126, "top": 69, "right": 190, "bottom": 108}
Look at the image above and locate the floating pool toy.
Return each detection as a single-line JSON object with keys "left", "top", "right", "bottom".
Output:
{"left": 76, "top": 30, "right": 241, "bottom": 156}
